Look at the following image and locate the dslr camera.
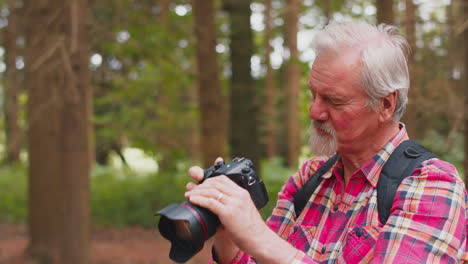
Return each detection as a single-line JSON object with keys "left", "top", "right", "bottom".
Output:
{"left": 156, "top": 157, "right": 268, "bottom": 263}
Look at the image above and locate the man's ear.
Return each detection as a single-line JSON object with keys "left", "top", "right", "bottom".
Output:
{"left": 379, "top": 91, "right": 397, "bottom": 122}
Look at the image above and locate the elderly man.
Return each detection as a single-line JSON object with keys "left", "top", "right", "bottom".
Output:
{"left": 185, "top": 22, "right": 467, "bottom": 263}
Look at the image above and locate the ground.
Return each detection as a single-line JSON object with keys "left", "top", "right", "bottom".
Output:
{"left": 0, "top": 222, "right": 212, "bottom": 264}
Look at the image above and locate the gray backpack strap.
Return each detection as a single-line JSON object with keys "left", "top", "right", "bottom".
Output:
{"left": 377, "top": 140, "right": 436, "bottom": 225}
{"left": 293, "top": 154, "right": 340, "bottom": 217}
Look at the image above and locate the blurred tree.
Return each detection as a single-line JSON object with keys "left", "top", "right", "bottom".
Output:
{"left": 463, "top": 0, "right": 468, "bottom": 181}
{"left": 2, "top": 0, "right": 21, "bottom": 164}
{"left": 25, "top": 0, "right": 91, "bottom": 263}
{"left": 90, "top": 0, "right": 198, "bottom": 170}
{"left": 323, "top": 0, "right": 332, "bottom": 24}
{"left": 285, "top": 0, "right": 300, "bottom": 168}
{"left": 315, "top": 0, "right": 346, "bottom": 25}
{"left": 376, "top": 0, "right": 394, "bottom": 25}
{"left": 89, "top": 1, "right": 129, "bottom": 166}
{"left": 224, "top": 0, "right": 261, "bottom": 168}
{"left": 192, "top": 0, "right": 226, "bottom": 168}
{"left": 403, "top": 0, "right": 419, "bottom": 138}
{"left": 263, "top": 0, "right": 277, "bottom": 159}
{"left": 444, "top": 0, "right": 465, "bottom": 160}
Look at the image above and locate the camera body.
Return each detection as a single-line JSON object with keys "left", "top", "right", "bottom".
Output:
{"left": 202, "top": 157, "right": 268, "bottom": 209}
{"left": 156, "top": 157, "right": 268, "bottom": 263}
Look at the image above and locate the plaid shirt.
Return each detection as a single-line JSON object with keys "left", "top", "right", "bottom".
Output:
{"left": 213, "top": 126, "right": 467, "bottom": 263}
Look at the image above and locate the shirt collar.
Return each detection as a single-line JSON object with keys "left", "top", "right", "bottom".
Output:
{"left": 359, "top": 123, "right": 408, "bottom": 187}
{"left": 322, "top": 123, "right": 409, "bottom": 187}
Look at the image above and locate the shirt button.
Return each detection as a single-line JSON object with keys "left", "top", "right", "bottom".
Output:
{"left": 333, "top": 205, "right": 339, "bottom": 211}
{"left": 356, "top": 228, "right": 363, "bottom": 237}
{"left": 321, "top": 247, "right": 326, "bottom": 254}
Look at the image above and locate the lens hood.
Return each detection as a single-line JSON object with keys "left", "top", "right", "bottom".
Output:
{"left": 156, "top": 201, "right": 219, "bottom": 263}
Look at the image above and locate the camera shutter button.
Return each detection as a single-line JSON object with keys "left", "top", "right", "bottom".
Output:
{"left": 241, "top": 167, "right": 251, "bottom": 174}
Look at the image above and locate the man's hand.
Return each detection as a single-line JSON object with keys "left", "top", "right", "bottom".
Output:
{"left": 185, "top": 173, "right": 267, "bottom": 248}
{"left": 185, "top": 158, "right": 239, "bottom": 263}
{"left": 185, "top": 158, "right": 298, "bottom": 264}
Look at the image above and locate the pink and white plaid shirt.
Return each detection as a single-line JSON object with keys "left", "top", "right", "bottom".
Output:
{"left": 212, "top": 126, "right": 467, "bottom": 263}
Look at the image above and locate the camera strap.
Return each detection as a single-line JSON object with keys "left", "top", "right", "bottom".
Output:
{"left": 293, "top": 139, "right": 436, "bottom": 225}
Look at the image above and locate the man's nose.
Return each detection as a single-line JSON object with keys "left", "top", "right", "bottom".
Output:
{"left": 309, "top": 98, "right": 328, "bottom": 121}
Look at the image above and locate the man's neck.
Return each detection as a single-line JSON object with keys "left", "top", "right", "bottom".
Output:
{"left": 339, "top": 121, "right": 401, "bottom": 186}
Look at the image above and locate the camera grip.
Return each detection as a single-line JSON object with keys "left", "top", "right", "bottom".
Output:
{"left": 246, "top": 180, "right": 269, "bottom": 209}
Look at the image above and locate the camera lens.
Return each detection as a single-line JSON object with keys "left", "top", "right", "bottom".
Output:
{"left": 156, "top": 157, "right": 267, "bottom": 262}
{"left": 174, "top": 220, "right": 192, "bottom": 241}
{"left": 156, "top": 201, "right": 220, "bottom": 263}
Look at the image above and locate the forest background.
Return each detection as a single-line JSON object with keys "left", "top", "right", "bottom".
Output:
{"left": 0, "top": 0, "right": 466, "bottom": 263}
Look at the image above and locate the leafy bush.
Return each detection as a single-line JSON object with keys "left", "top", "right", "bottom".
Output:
{"left": 259, "top": 157, "right": 296, "bottom": 219}
{"left": 91, "top": 165, "right": 189, "bottom": 228}
{"left": 421, "top": 130, "right": 465, "bottom": 180}
{"left": 0, "top": 158, "right": 296, "bottom": 227}
{"left": 0, "top": 164, "right": 28, "bottom": 223}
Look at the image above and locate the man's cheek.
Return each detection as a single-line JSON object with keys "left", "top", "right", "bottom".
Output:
{"left": 333, "top": 118, "right": 351, "bottom": 131}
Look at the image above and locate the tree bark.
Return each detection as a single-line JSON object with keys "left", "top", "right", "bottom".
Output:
{"left": 403, "top": 0, "right": 419, "bottom": 138}
{"left": 464, "top": 0, "right": 468, "bottom": 185}
{"left": 225, "top": 0, "right": 261, "bottom": 168}
{"left": 376, "top": 0, "right": 394, "bottom": 25}
{"left": 159, "top": 0, "right": 171, "bottom": 23}
{"left": 25, "top": 0, "right": 91, "bottom": 263}
{"left": 285, "top": 0, "right": 300, "bottom": 168}
{"left": 193, "top": 0, "right": 226, "bottom": 168}
{"left": 3, "top": 0, "right": 21, "bottom": 164}
{"left": 264, "top": 0, "right": 276, "bottom": 159}
{"left": 323, "top": 0, "right": 332, "bottom": 25}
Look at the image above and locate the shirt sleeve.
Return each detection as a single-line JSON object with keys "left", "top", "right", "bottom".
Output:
{"left": 373, "top": 158, "right": 467, "bottom": 263}
{"left": 210, "top": 158, "right": 324, "bottom": 264}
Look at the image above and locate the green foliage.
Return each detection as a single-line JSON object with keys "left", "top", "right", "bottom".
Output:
{"left": 91, "top": 0, "right": 198, "bottom": 165}
{"left": 0, "top": 164, "right": 28, "bottom": 223}
{"left": 421, "top": 130, "right": 465, "bottom": 179}
{"left": 0, "top": 158, "right": 297, "bottom": 226}
{"left": 91, "top": 166, "right": 186, "bottom": 228}
{"left": 258, "top": 157, "right": 296, "bottom": 219}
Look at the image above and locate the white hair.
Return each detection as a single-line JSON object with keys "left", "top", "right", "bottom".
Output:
{"left": 311, "top": 22, "right": 410, "bottom": 121}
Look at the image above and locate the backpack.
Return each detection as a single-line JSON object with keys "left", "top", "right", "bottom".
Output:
{"left": 293, "top": 140, "right": 436, "bottom": 225}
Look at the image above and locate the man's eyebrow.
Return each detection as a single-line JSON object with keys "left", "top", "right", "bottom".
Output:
{"left": 322, "top": 93, "right": 348, "bottom": 103}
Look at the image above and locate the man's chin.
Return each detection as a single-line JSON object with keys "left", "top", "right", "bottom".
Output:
{"left": 309, "top": 135, "right": 337, "bottom": 157}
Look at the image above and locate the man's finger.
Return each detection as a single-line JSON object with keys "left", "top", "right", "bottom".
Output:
{"left": 185, "top": 182, "right": 198, "bottom": 192}
{"left": 214, "top": 157, "right": 224, "bottom": 164}
{"left": 188, "top": 166, "right": 204, "bottom": 182}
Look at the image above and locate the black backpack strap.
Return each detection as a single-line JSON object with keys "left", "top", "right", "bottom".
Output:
{"left": 377, "top": 139, "right": 436, "bottom": 225}
{"left": 293, "top": 154, "right": 340, "bottom": 217}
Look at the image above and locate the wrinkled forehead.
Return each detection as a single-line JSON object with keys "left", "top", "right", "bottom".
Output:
{"left": 308, "top": 49, "right": 362, "bottom": 86}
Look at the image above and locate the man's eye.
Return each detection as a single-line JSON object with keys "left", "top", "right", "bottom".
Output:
{"left": 328, "top": 98, "right": 345, "bottom": 106}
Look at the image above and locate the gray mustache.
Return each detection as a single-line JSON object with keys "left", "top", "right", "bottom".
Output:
{"left": 312, "top": 121, "right": 336, "bottom": 136}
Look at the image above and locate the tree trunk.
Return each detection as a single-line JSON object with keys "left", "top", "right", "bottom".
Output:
{"left": 464, "top": 0, "right": 468, "bottom": 185}
{"left": 376, "top": 0, "right": 394, "bottom": 24}
{"left": 3, "top": 0, "right": 21, "bottom": 164}
{"left": 323, "top": 0, "right": 332, "bottom": 25}
{"left": 159, "top": 0, "right": 171, "bottom": 23}
{"left": 193, "top": 0, "right": 226, "bottom": 167}
{"left": 403, "top": 0, "right": 419, "bottom": 138}
{"left": 264, "top": 0, "right": 276, "bottom": 159}
{"left": 25, "top": 0, "right": 91, "bottom": 263}
{"left": 225, "top": 0, "right": 261, "bottom": 168}
{"left": 285, "top": 0, "right": 300, "bottom": 168}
